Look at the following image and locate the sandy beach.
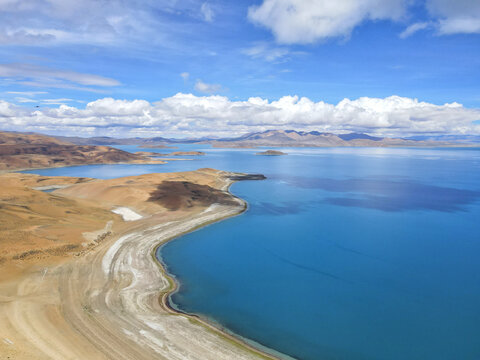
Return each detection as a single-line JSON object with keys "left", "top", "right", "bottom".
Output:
{"left": 0, "top": 169, "right": 276, "bottom": 360}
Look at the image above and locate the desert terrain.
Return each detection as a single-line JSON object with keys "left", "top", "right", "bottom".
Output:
{"left": 0, "top": 168, "right": 273, "bottom": 360}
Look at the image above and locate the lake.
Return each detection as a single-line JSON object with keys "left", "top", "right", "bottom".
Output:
{"left": 24, "top": 145, "right": 480, "bottom": 360}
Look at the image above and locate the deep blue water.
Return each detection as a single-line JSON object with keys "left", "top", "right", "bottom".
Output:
{"left": 24, "top": 146, "right": 480, "bottom": 360}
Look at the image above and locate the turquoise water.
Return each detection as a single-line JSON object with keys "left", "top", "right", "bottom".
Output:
{"left": 24, "top": 146, "right": 480, "bottom": 359}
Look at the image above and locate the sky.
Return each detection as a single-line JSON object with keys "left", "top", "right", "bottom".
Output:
{"left": 0, "top": 0, "right": 480, "bottom": 138}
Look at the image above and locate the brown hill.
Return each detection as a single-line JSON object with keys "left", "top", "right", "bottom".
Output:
{"left": 0, "top": 169, "right": 243, "bottom": 270}
{"left": 0, "top": 131, "right": 68, "bottom": 146}
{"left": 0, "top": 131, "right": 164, "bottom": 171}
{"left": 0, "top": 173, "right": 114, "bottom": 265}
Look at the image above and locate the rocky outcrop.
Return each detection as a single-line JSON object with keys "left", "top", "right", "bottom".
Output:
{"left": 226, "top": 173, "right": 267, "bottom": 181}
{"left": 255, "top": 150, "right": 287, "bottom": 156}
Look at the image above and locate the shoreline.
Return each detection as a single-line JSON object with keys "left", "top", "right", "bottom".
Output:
{"left": 152, "top": 202, "right": 286, "bottom": 360}
{"left": 80, "top": 177, "right": 279, "bottom": 359}
{"left": 152, "top": 185, "right": 293, "bottom": 360}
{"left": 0, "top": 170, "right": 282, "bottom": 359}
{"left": 64, "top": 175, "right": 282, "bottom": 359}
{"left": 0, "top": 159, "right": 167, "bottom": 174}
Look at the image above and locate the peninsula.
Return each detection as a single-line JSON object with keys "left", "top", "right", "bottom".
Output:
{"left": 0, "top": 168, "right": 273, "bottom": 360}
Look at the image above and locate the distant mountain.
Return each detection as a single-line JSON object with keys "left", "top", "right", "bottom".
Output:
{"left": 405, "top": 135, "right": 480, "bottom": 143}
{"left": 213, "top": 130, "right": 346, "bottom": 146}
{"left": 54, "top": 135, "right": 217, "bottom": 146}
{"left": 53, "top": 135, "right": 175, "bottom": 146}
{"left": 337, "top": 133, "right": 382, "bottom": 141}
{"left": 32, "top": 129, "right": 480, "bottom": 149}
{"left": 208, "top": 130, "right": 468, "bottom": 148}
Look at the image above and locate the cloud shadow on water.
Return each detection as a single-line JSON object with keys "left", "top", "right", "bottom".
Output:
{"left": 249, "top": 201, "right": 308, "bottom": 215}
{"left": 278, "top": 176, "right": 480, "bottom": 212}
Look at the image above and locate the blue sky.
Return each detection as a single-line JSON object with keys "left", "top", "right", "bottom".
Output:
{"left": 0, "top": 0, "right": 479, "bottom": 137}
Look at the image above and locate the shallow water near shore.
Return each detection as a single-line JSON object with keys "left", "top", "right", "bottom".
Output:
{"left": 25, "top": 146, "right": 480, "bottom": 360}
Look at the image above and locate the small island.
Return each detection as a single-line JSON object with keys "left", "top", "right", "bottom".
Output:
{"left": 139, "top": 144, "right": 177, "bottom": 149}
{"left": 135, "top": 151, "right": 168, "bottom": 157}
{"left": 255, "top": 150, "right": 287, "bottom": 156}
{"left": 169, "top": 151, "right": 206, "bottom": 156}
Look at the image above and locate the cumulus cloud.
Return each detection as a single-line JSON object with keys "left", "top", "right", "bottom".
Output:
{"left": 248, "top": 0, "right": 480, "bottom": 43}
{"left": 426, "top": 0, "right": 480, "bottom": 35}
{"left": 0, "top": 94, "right": 479, "bottom": 138}
{"left": 248, "top": 0, "right": 408, "bottom": 44}
{"left": 194, "top": 80, "right": 222, "bottom": 94}
{"left": 180, "top": 72, "right": 190, "bottom": 81}
{"left": 0, "top": 63, "right": 120, "bottom": 90}
{"left": 0, "top": 100, "right": 26, "bottom": 118}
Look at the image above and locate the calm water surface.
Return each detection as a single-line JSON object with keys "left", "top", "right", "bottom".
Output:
{"left": 24, "top": 146, "right": 480, "bottom": 360}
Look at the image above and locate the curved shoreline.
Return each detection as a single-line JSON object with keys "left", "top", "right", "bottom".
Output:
{"left": 66, "top": 175, "right": 285, "bottom": 360}
{"left": 152, "top": 203, "right": 285, "bottom": 360}
{"left": 152, "top": 192, "right": 293, "bottom": 360}
{"left": 0, "top": 171, "right": 287, "bottom": 359}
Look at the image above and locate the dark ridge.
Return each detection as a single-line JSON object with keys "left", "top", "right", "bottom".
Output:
{"left": 148, "top": 181, "right": 238, "bottom": 211}
{"left": 255, "top": 150, "right": 286, "bottom": 156}
{"left": 227, "top": 174, "right": 266, "bottom": 181}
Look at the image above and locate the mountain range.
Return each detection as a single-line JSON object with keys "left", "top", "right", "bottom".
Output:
{"left": 50, "top": 130, "right": 479, "bottom": 148}
{"left": 205, "top": 130, "right": 476, "bottom": 148}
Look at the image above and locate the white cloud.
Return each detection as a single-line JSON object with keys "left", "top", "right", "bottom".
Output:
{"left": 194, "top": 80, "right": 222, "bottom": 94}
{"left": 85, "top": 98, "right": 151, "bottom": 116}
{"left": 0, "top": 0, "right": 215, "bottom": 47}
{"left": 0, "top": 63, "right": 120, "bottom": 87}
{"left": 248, "top": 0, "right": 408, "bottom": 44}
{"left": 436, "top": 17, "right": 480, "bottom": 35}
{"left": 180, "top": 72, "right": 190, "bottom": 81}
{"left": 200, "top": 3, "right": 214, "bottom": 22}
{"left": 16, "top": 80, "right": 109, "bottom": 93}
{"left": 6, "top": 91, "right": 48, "bottom": 96}
{"left": 0, "top": 0, "right": 125, "bottom": 45}
{"left": 1, "top": 94, "right": 479, "bottom": 138}
{"left": 426, "top": 0, "right": 480, "bottom": 35}
{"left": 14, "top": 97, "right": 37, "bottom": 103}
{"left": 40, "top": 98, "right": 75, "bottom": 105}
{"left": 242, "top": 43, "right": 291, "bottom": 62}
{"left": 0, "top": 63, "right": 120, "bottom": 90}
{"left": 0, "top": 100, "right": 25, "bottom": 117}
{"left": 399, "top": 22, "right": 431, "bottom": 38}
